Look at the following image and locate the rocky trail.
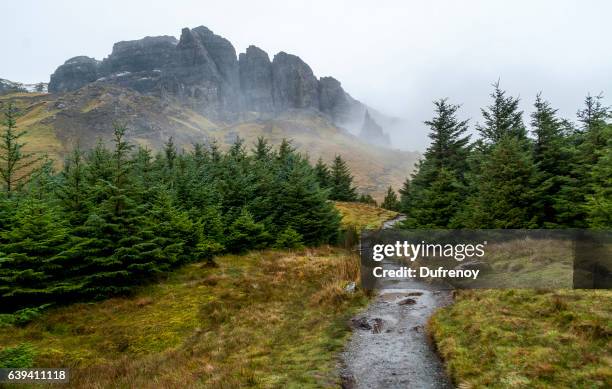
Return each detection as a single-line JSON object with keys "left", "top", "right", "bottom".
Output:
{"left": 340, "top": 216, "right": 454, "bottom": 389}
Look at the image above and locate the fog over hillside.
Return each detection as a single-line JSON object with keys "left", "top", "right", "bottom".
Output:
{"left": 2, "top": 0, "right": 611, "bottom": 150}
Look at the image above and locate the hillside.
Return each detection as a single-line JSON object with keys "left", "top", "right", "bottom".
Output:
{"left": 0, "top": 87, "right": 419, "bottom": 199}
{"left": 0, "top": 202, "right": 395, "bottom": 387}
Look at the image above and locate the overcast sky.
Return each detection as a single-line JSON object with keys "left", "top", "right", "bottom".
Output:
{"left": 2, "top": 0, "right": 611, "bottom": 150}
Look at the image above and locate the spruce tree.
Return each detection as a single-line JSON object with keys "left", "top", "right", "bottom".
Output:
{"left": 408, "top": 168, "right": 463, "bottom": 228}
{"left": 358, "top": 193, "right": 377, "bottom": 206}
{"left": 457, "top": 136, "right": 538, "bottom": 228}
{"left": 398, "top": 178, "right": 411, "bottom": 213}
{"left": 555, "top": 94, "right": 610, "bottom": 227}
{"left": 57, "top": 148, "right": 90, "bottom": 225}
{"left": 402, "top": 99, "right": 470, "bottom": 227}
{"left": 271, "top": 154, "right": 341, "bottom": 245}
{"left": 226, "top": 208, "right": 271, "bottom": 253}
{"left": 423, "top": 98, "right": 471, "bottom": 174}
{"left": 477, "top": 81, "right": 527, "bottom": 145}
{"left": 585, "top": 124, "right": 612, "bottom": 228}
{"left": 314, "top": 157, "right": 331, "bottom": 189}
{"left": 0, "top": 102, "right": 44, "bottom": 195}
{"left": 381, "top": 186, "right": 400, "bottom": 211}
{"left": 530, "top": 94, "right": 572, "bottom": 226}
{"left": 0, "top": 197, "right": 68, "bottom": 308}
{"left": 253, "top": 136, "right": 273, "bottom": 161}
{"left": 329, "top": 155, "right": 357, "bottom": 201}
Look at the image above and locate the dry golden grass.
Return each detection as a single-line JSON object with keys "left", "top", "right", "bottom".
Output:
{"left": 1, "top": 90, "right": 418, "bottom": 200}
{"left": 0, "top": 247, "right": 367, "bottom": 388}
{"left": 335, "top": 201, "right": 398, "bottom": 230}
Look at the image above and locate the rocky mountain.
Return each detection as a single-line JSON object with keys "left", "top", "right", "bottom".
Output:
{"left": 1, "top": 83, "right": 418, "bottom": 200}
{"left": 360, "top": 110, "right": 390, "bottom": 147}
{"left": 49, "top": 25, "right": 367, "bottom": 127}
{"left": 1, "top": 25, "right": 419, "bottom": 199}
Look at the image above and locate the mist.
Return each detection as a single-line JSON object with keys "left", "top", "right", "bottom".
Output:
{"left": 1, "top": 0, "right": 611, "bottom": 151}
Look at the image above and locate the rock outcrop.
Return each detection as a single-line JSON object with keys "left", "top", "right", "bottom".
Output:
{"left": 360, "top": 110, "right": 390, "bottom": 147}
{"left": 318, "top": 76, "right": 351, "bottom": 120}
{"left": 239, "top": 45, "right": 273, "bottom": 112}
{"left": 271, "top": 52, "right": 319, "bottom": 111}
{"left": 48, "top": 25, "right": 390, "bottom": 146}
{"left": 49, "top": 56, "right": 100, "bottom": 92}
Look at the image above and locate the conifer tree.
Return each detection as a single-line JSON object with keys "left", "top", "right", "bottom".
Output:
{"left": 381, "top": 186, "right": 400, "bottom": 211}
{"left": 226, "top": 208, "right": 271, "bottom": 253}
{"left": 555, "top": 94, "right": 610, "bottom": 227}
{"left": 274, "top": 227, "right": 304, "bottom": 249}
{"left": 398, "top": 178, "right": 411, "bottom": 213}
{"left": 0, "top": 197, "right": 68, "bottom": 307}
{"left": 456, "top": 136, "right": 538, "bottom": 228}
{"left": 530, "top": 94, "right": 572, "bottom": 226}
{"left": 477, "top": 81, "right": 527, "bottom": 145}
{"left": 585, "top": 125, "right": 612, "bottom": 228}
{"left": 57, "top": 148, "right": 90, "bottom": 225}
{"left": 314, "top": 157, "right": 331, "bottom": 189}
{"left": 423, "top": 98, "right": 471, "bottom": 174}
{"left": 272, "top": 154, "right": 341, "bottom": 245}
{"left": 358, "top": 193, "right": 377, "bottom": 206}
{"left": 402, "top": 99, "right": 470, "bottom": 227}
{"left": 0, "top": 102, "right": 44, "bottom": 195}
{"left": 329, "top": 155, "right": 357, "bottom": 201}
{"left": 253, "top": 136, "right": 273, "bottom": 161}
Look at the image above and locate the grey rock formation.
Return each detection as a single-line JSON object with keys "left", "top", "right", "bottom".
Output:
{"left": 101, "top": 36, "right": 178, "bottom": 74}
{"left": 271, "top": 52, "right": 319, "bottom": 111}
{"left": 318, "top": 76, "right": 350, "bottom": 120}
{"left": 239, "top": 45, "right": 273, "bottom": 112}
{"left": 47, "top": 25, "right": 392, "bottom": 142}
{"left": 49, "top": 56, "right": 100, "bottom": 92}
{"left": 360, "top": 110, "right": 390, "bottom": 147}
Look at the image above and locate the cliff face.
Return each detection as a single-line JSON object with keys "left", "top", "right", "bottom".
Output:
{"left": 48, "top": 25, "right": 363, "bottom": 126}
{"left": 360, "top": 110, "right": 390, "bottom": 147}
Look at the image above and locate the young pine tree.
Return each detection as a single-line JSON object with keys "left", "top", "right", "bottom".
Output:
{"left": 329, "top": 155, "right": 357, "bottom": 201}
{"left": 358, "top": 193, "right": 377, "bottom": 206}
{"left": 530, "top": 94, "right": 572, "bottom": 226}
{"left": 226, "top": 208, "right": 271, "bottom": 253}
{"left": 477, "top": 81, "right": 527, "bottom": 145}
{"left": 402, "top": 99, "right": 470, "bottom": 227}
{"left": 0, "top": 197, "right": 68, "bottom": 308}
{"left": 585, "top": 124, "right": 612, "bottom": 228}
{"left": 381, "top": 186, "right": 400, "bottom": 211}
{"left": 0, "top": 102, "right": 44, "bottom": 195}
{"left": 398, "top": 178, "right": 411, "bottom": 213}
{"left": 314, "top": 157, "right": 331, "bottom": 189}
{"left": 555, "top": 94, "right": 611, "bottom": 227}
{"left": 57, "top": 148, "right": 90, "bottom": 225}
{"left": 272, "top": 154, "right": 341, "bottom": 245}
{"left": 457, "top": 136, "right": 539, "bottom": 228}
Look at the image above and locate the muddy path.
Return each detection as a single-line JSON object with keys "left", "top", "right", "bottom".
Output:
{"left": 340, "top": 215, "right": 454, "bottom": 389}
